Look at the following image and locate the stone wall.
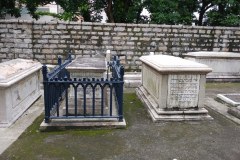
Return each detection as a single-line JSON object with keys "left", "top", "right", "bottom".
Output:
{"left": 0, "top": 20, "right": 240, "bottom": 70}
{"left": 0, "top": 20, "right": 33, "bottom": 61}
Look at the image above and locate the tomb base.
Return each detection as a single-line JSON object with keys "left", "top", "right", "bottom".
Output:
{"left": 136, "top": 86, "right": 213, "bottom": 121}
{"left": 39, "top": 118, "right": 126, "bottom": 131}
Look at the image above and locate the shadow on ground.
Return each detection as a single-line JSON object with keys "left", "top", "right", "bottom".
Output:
{"left": 1, "top": 84, "right": 240, "bottom": 160}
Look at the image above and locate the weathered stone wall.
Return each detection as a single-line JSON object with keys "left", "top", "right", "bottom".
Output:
{"left": 0, "top": 20, "right": 240, "bottom": 70}
{"left": 0, "top": 20, "right": 33, "bottom": 61}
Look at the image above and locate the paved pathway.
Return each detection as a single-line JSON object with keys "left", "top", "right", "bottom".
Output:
{"left": 0, "top": 96, "right": 43, "bottom": 154}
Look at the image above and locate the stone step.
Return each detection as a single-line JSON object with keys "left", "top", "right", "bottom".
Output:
{"left": 124, "top": 80, "right": 141, "bottom": 88}
{"left": 136, "top": 85, "right": 213, "bottom": 122}
{"left": 124, "top": 73, "right": 141, "bottom": 80}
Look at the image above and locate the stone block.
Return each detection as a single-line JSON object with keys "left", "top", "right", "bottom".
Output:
{"left": 16, "top": 43, "right": 29, "bottom": 48}
{"left": 73, "top": 26, "right": 81, "bottom": 29}
{"left": 24, "top": 39, "right": 32, "bottom": 43}
{"left": 42, "top": 35, "right": 53, "bottom": 39}
{"left": 142, "top": 28, "right": 152, "bottom": 32}
{"left": 93, "top": 26, "right": 102, "bottom": 30}
{"left": 0, "top": 59, "right": 41, "bottom": 127}
{"left": 114, "top": 27, "right": 125, "bottom": 32}
{"left": 82, "top": 26, "right": 92, "bottom": 30}
{"left": 57, "top": 24, "right": 66, "bottom": 29}
{"left": 183, "top": 51, "right": 240, "bottom": 82}
{"left": 133, "top": 28, "right": 141, "bottom": 32}
{"left": 61, "top": 35, "right": 71, "bottom": 39}
{"left": 136, "top": 55, "right": 212, "bottom": 121}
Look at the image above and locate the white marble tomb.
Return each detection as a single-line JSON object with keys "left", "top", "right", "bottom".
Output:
{"left": 183, "top": 51, "right": 240, "bottom": 82}
{"left": 136, "top": 55, "right": 213, "bottom": 121}
{"left": 0, "top": 59, "right": 42, "bottom": 127}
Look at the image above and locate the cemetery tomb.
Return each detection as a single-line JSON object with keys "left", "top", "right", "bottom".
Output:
{"left": 0, "top": 59, "right": 42, "bottom": 127}
{"left": 136, "top": 55, "right": 213, "bottom": 121}
{"left": 65, "top": 56, "right": 109, "bottom": 115}
{"left": 183, "top": 51, "right": 240, "bottom": 82}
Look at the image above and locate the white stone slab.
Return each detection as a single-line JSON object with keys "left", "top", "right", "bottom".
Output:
{"left": 66, "top": 57, "right": 107, "bottom": 74}
{"left": 184, "top": 51, "right": 240, "bottom": 58}
{"left": 0, "top": 59, "right": 42, "bottom": 127}
{"left": 140, "top": 55, "right": 212, "bottom": 73}
{"left": 183, "top": 51, "right": 240, "bottom": 81}
{"left": 217, "top": 93, "right": 240, "bottom": 107}
{"left": 167, "top": 74, "right": 200, "bottom": 108}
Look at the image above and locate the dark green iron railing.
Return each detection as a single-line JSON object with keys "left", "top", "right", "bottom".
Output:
{"left": 42, "top": 55, "right": 124, "bottom": 123}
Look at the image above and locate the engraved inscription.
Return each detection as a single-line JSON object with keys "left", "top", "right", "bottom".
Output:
{"left": 167, "top": 75, "right": 200, "bottom": 108}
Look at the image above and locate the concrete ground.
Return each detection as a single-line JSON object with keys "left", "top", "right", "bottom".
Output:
{"left": 0, "top": 95, "right": 43, "bottom": 155}
{"left": 0, "top": 83, "right": 240, "bottom": 160}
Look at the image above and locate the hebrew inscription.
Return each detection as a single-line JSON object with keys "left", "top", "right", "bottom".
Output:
{"left": 167, "top": 74, "right": 200, "bottom": 108}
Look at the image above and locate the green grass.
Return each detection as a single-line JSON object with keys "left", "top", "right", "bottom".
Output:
{"left": 206, "top": 82, "right": 240, "bottom": 89}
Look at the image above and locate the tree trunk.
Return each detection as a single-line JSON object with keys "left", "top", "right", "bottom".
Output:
{"left": 198, "top": 8, "right": 205, "bottom": 25}
{"left": 105, "top": 0, "right": 114, "bottom": 23}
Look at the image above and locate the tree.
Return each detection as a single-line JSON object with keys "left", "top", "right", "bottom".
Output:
{"left": 146, "top": 0, "right": 197, "bottom": 25}
{"left": 94, "top": 0, "right": 147, "bottom": 23}
{"left": 206, "top": 0, "right": 240, "bottom": 26}
{"left": 1, "top": 0, "right": 239, "bottom": 27}
{"left": 196, "top": 0, "right": 214, "bottom": 26}
{"left": 0, "top": 0, "right": 23, "bottom": 18}
{"left": 5, "top": 0, "right": 147, "bottom": 23}
{"left": 196, "top": 0, "right": 240, "bottom": 26}
{"left": 26, "top": 0, "right": 148, "bottom": 23}
{"left": 25, "top": 0, "right": 95, "bottom": 21}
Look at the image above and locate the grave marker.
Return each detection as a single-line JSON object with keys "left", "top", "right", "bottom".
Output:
{"left": 136, "top": 55, "right": 213, "bottom": 121}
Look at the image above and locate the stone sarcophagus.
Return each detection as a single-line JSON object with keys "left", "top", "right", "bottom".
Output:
{"left": 66, "top": 56, "right": 107, "bottom": 79}
{"left": 65, "top": 56, "right": 108, "bottom": 115}
{"left": 183, "top": 51, "right": 240, "bottom": 82}
{"left": 0, "top": 59, "right": 42, "bottom": 127}
{"left": 136, "top": 55, "right": 213, "bottom": 121}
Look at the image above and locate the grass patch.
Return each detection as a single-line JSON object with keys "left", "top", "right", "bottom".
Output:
{"left": 206, "top": 82, "right": 240, "bottom": 89}
{"left": 123, "top": 93, "right": 146, "bottom": 126}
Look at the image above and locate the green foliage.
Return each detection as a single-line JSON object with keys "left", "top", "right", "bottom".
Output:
{"left": 96, "top": 0, "right": 147, "bottom": 23}
{"left": 146, "top": 0, "right": 197, "bottom": 25}
{"left": 206, "top": 0, "right": 240, "bottom": 26}
{"left": 0, "top": 0, "right": 23, "bottom": 18}
{"left": 0, "top": 0, "right": 239, "bottom": 26}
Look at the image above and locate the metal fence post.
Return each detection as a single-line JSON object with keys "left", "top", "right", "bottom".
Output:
{"left": 58, "top": 56, "right": 62, "bottom": 66}
{"left": 118, "top": 66, "right": 124, "bottom": 121}
{"left": 42, "top": 65, "right": 50, "bottom": 123}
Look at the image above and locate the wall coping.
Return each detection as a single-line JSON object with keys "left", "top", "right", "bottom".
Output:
{"left": 0, "top": 19, "right": 239, "bottom": 30}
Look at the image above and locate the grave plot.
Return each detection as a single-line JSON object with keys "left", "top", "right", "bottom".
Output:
{"left": 136, "top": 55, "right": 213, "bottom": 121}
{"left": 183, "top": 51, "right": 240, "bottom": 82}
{"left": 40, "top": 55, "right": 126, "bottom": 129}
{"left": 64, "top": 57, "right": 109, "bottom": 116}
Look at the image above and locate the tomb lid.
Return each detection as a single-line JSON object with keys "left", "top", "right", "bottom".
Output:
{"left": 183, "top": 51, "right": 240, "bottom": 59}
{"left": 140, "top": 55, "right": 212, "bottom": 73}
{"left": 66, "top": 57, "right": 107, "bottom": 71}
{"left": 0, "top": 59, "right": 41, "bottom": 87}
